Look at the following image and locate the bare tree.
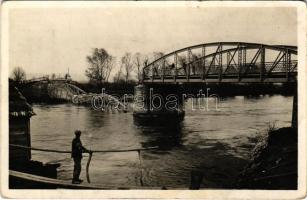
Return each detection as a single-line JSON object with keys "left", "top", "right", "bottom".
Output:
{"left": 176, "top": 53, "right": 205, "bottom": 75}
{"left": 150, "top": 52, "right": 165, "bottom": 75}
{"left": 133, "top": 53, "right": 148, "bottom": 82}
{"left": 85, "top": 48, "right": 115, "bottom": 84}
{"left": 152, "top": 52, "right": 164, "bottom": 60}
{"left": 113, "top": 71, "right": 125, "bottom": 83}
{"left": 114, "top": 63, "right": 123, "bottom": 83}
{"left": 121, "top": 53, "right": 133, "bottom": 82}
{"left": 178, "top": 55, "right": 187, "bottom": 66}
{"left": 51, "top": 73, "right": 56, "bottom": 80}
{"left": 105, "top": 56, "right": 116, "bottom": 82}
{"left": 11, "top": 67, "right": 26, "bottom": 83}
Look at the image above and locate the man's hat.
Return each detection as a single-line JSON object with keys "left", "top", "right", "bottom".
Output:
{"left": 75, "top": 130, "right": 82, "bottom": 136}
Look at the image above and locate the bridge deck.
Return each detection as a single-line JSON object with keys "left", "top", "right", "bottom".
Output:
{"left": 143, "top": 72, "right": 297, "bottom": 83}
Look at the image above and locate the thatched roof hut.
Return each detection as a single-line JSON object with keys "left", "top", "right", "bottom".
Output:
{"left": 9, "top": 82, "right": 35, "bottom": 164}
{"left": 9, "top": 84, "right": 35, "bottom": 118}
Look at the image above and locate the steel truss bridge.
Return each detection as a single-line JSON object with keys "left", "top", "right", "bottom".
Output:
{"left": 143, "top": 42, "right": 297, "bottom": 83}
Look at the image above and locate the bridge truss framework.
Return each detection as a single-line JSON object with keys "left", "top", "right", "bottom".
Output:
{"left": 143, "top": 42, "right": 297, "bottom": 83}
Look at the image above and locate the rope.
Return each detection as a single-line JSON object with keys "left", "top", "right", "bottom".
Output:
{"left": 10, "top": 144, "right": 158, "bottom": 185}
{"left": 10, "top": 144, "right": 70, "bottom": 153}
{"left": 9, "top": 144, "right": 158, "bottom": 153}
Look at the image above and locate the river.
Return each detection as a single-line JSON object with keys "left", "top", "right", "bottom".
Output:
{"left": 30, "top": 95, "right": 293, "bottom": 188}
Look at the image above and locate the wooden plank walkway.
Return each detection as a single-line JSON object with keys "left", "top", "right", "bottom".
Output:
{"left": 9, "top": 170, "right": 166, "bottom": 190}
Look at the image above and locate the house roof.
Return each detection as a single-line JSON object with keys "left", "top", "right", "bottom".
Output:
{"left": 9, "top": 84, "right": 35, "bottom": 117}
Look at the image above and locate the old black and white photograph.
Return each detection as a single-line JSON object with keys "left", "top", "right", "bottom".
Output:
{"left": 1, "top": 1, "right": 306, "bottom": 199}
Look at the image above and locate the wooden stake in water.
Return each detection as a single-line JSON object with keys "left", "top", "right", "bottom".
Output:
{"left": 86, "top": 151, "right": 93, "bottom": 183}
{"left": 137, "top": 150, "right": 144, "bottom": 186}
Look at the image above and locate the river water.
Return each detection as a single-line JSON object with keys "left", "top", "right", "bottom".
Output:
{"left": 30, "top": 95, "right": 292, "bottom": 188}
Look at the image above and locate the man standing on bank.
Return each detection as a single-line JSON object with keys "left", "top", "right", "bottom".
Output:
{"left": 71, "top": 130, "right": 91, "bottom": 184}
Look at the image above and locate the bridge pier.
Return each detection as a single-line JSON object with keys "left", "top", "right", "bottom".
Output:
{"left": 133, "top": 84, "right": 185, "bottom": 124}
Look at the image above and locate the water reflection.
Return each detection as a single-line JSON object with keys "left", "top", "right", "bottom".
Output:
{"left": 83, "top": 106, "right": 107, "bottom": 128}
{"left": 137, "top": 123, "right": 184, "bottom": 150}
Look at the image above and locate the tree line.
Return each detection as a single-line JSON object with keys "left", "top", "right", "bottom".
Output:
{"left": 85, "top": 48, "right": 166, "bottom": 84}
{"left": 10, "top": 47, "right": 214, "bottom": 84}
{"left": 10, "top": 48, "right": 164, "bottom": 84}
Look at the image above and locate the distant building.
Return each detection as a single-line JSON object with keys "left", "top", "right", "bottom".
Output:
{"left": 64, "top": 73, "right": 72, "bottom": 81}
{"left": 9, "top": 82, "right": 35, "bottom": 166}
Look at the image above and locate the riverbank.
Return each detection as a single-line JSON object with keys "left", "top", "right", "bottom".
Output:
{"left": 238, "top": 126, "right": 297, "bottom": 189}
{"left": 78, "top": 82, "right": 296, "bottom": 97}
{"left": 12, "top": 80, "right": 296, "bottom": 104}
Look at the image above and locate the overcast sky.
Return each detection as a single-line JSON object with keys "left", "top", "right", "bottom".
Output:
{"left": 9, "top": 5, "right": 297, "bottom": 81}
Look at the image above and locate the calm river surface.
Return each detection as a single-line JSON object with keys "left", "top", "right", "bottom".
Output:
{"left": 30, "top": 95, "right": 292, "bottom": 188}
